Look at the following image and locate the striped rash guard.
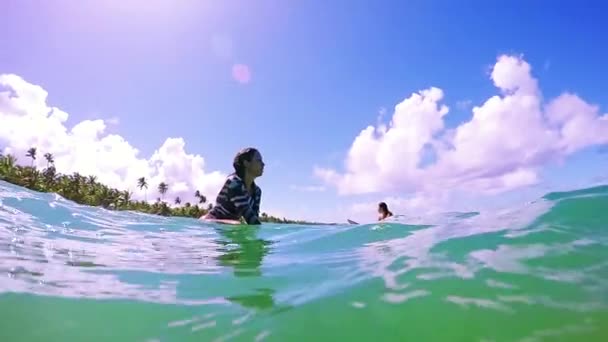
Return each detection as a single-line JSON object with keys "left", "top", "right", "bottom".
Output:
{"left": 207, "top": 174, "right": 261, "bottom": 224}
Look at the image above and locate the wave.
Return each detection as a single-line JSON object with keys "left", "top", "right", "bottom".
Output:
{"left": 1, "top": 180, "right": 607, "bottom": 341}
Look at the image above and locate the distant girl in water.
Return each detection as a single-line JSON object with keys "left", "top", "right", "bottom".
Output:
{"left": 202, "top": 147, "right": 265, "bottom": 225}
{"left": 377, "top": 202, "right": 393, "bottom": 221}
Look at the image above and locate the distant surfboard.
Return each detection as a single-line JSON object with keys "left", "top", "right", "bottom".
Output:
{"left": 347, "top": 219, "right": 359, "bottom": 225}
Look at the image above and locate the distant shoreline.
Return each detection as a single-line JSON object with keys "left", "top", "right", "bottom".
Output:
{"left": 0, "top": 150, "right": 323, "bottom": 225}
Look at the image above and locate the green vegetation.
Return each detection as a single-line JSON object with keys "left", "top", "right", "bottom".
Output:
{"left": 0, "top": 148, "right": 315, "bottom": 224}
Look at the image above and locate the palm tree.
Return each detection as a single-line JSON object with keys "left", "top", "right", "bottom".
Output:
{"left": 137, "top": 177, "right": 148, "bottom": 201}
{"left": 158, "top": 182, "right": 168, "bottom": 201}
{"left": 0, "top": 154, "right": 17, "bottom": 176}
{"left": 194, "top": 190, "right": 207, "bottom": 204}
{"left": 175, "top": 196, "right": 181, "bottom": 205}
{"left": 120, "top": 190, "right": 132, "bottom": 208}
{"left": 42, "top": 166, "right": 56, "bottom": 189}
{"left": 26, "top": 147, "right": 37, "bottom": 167}
{"left": 72, "top": 172, "right": 84, "bottom": 185}
{"left": 43, "top": 153, "right": 54, "bottom": 168}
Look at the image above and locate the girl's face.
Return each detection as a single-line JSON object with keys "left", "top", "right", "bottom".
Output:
{"left": 245, "top": 151, "right": 265, "bottom": 177}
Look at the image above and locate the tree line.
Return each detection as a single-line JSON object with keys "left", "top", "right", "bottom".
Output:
{"left": 0, "top": 147, "right": 315, "bottom": 224}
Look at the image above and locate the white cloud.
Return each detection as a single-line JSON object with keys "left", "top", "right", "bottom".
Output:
{"left": 106, "top": 116, "right": 120, "bottom": 125}
{"left": 316, "top": 55, "right": 608, "bottom": 198}
{"left": 0, "top": 74, "right": 227, "bottom": 205}
{"left": 289, "top": 185, "right": 326, "bottom": 192}
{"left": 315, "top": 87, "right": 449, "bottom": 194}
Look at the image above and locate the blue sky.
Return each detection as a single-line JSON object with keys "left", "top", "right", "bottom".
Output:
{"left": 1, "top": 1, "right": 607, "bottom": 222}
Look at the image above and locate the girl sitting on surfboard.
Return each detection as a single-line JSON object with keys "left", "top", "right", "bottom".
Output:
{"left": 378, "top": 202, "right": 393, "bottom": 221}
{"left": 201, "top": 147, "right": 265, "bottom": 225}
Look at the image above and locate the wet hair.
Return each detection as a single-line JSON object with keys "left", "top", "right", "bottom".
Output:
{"left": 378, "top": 202, "right": 390, "bottom": 213}
{"left": 233, "top": 147, "right": 259, "bottom": 178}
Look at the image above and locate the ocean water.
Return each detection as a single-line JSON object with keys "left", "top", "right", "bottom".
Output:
{"left": 1, "top": 180, "right": 607, "bottom": 342}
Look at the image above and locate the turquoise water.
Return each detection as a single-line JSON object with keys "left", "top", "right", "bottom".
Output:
{"left": 1, "top": 180, "right": 607, "bottom": 341}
